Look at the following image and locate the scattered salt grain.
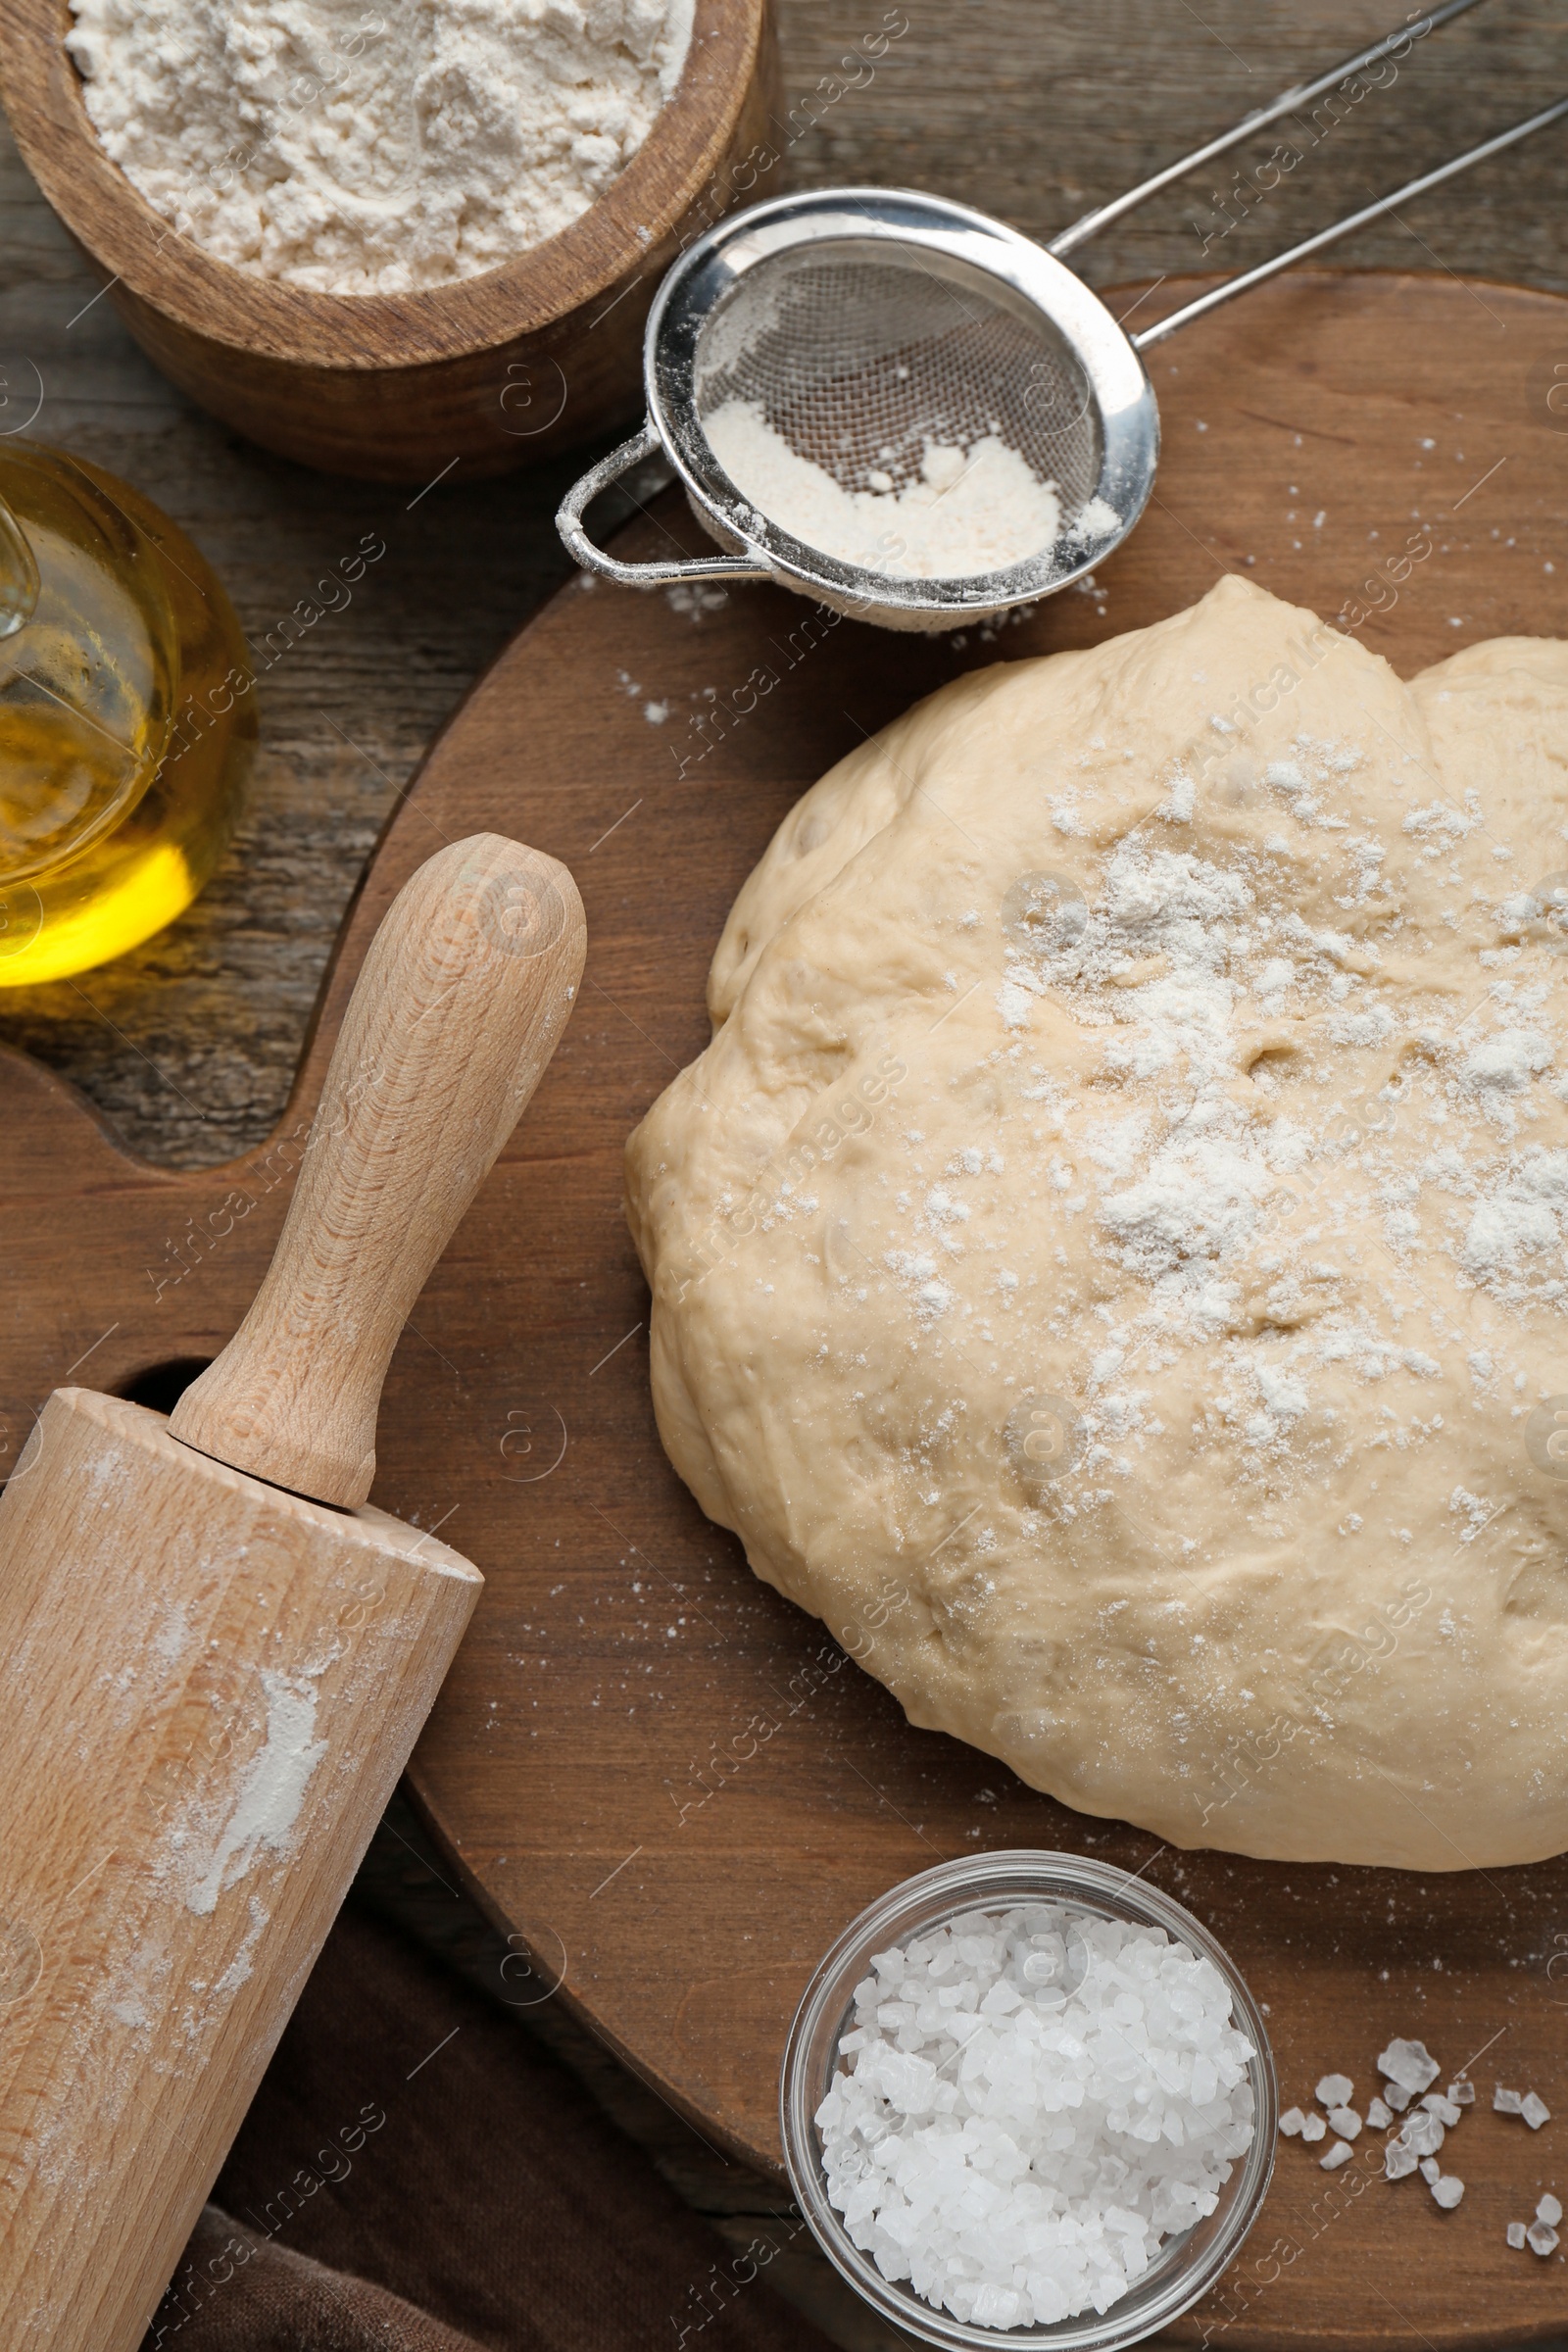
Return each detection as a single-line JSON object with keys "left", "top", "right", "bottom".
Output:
{"left": 1378, "top": 2038, "right": 1440, "bottom": 2094}
{"left": 814, "top": 1903, "right": 1257, "bottom": 2329}
{"left": 1386, "top": 2140, "right": 1420, "bottom": 2180}
{"left": 1447, "top": 2080, "right": 1476, "bottom": 2107}
{"left": 1316, "top": 2073, "right": 1354, "bottom": 2108}
{"left": 1508, "top": 2221, "right": 1528, "bottom": 2250}
{"left": 1326, "top": 2105, "right": 1361, "bottom": 2138}
{"left": 1398, "top": 2109, "right": 1446, "bottom": 2158}
{"left": 1366, "top": 2097, "right": 1393, "bottom": 2130}
{"left": 1495, "top": 2086, "right": 1525, "bottom": 2115}
{"left": 1524, "top": 2092, "right": 1551, "bottom": 2130}
{"left": 1528, "top": 2221, "right": 1561, "bottom": 2257}
{"left": 1419, "top": 2156, "right": 1441, "bottom": 2184}
{"left": 1321, "top": 2140, "right": 1352, "bottom": 2171}
{"left": 1541, "top": 2194, "right": 1564, "bottom": 2227}
{"left": 1384, "top": 2082, "right": 1412, "bottom": 2112}
{"left": 1421, "top": 2093, "right": 1462, "bottom": 2126}
{"left": 1431, "top": 2175, "right": 1464, "bottom": 2210}
{"left": 1279, "top": 2107, "right": 1306, "bottom": 2136}
{"left": 1300, "top": 2111, "right": 1327, "bottom": 2142}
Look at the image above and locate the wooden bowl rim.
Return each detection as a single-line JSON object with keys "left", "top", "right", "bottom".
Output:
{"left": 0, "top": 0, "right": 769, "bottom": 372}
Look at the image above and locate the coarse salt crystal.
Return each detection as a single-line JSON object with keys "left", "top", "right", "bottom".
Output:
{"left": 1279, "top": 2107, "right": 1306, "bottom": 2136}
{"left": 1507, "top": 2221, "right": 1528, "bottom": 2249}
{"left": 1528, "top": 2221, "right": 1560, "bottom": 2257}
{"left": 1384, "top": 2081, "right": 1412, "bottom": 2112}
{"left": 1316, "top": 2073, "right": 1354, "bottom": 2108}
{"left": 1385, "top": 2140, "right": 1420, "bottom": 2180}
{"left": 1447, "top": 2080, "right": 1476, "bottom": 2106}
{"left": 1300, "top": 2111, "right": 1327, "bottom": 2142}
{"left": 1326, "top": 2105, "right": 1361, "bottom": 2138}
{"left": 1366, "top": 2097, "right": 1393, "bottom": 2129}
{"left": 1431, "top": 2175, "right": 1464, "bottom": 2210}
{"left": 1421, "top": 2093, "right": 1461, "bottom": 2126}
{"left": 1399, "top": 2110, "right": 1446, "bottom": 2158}
{"left": 1495, "top": 2085, "right": 1525, "bottom": 2115}
{"left": 1540, "top": 2194, "right": 1564, "bottom": 2227}
{"left": 1378, "top": 2038, "right": 1440, "bottom": 2093}
{"left": 1321, "top": 2140, "right": 1352, "bottom": 2171}
{"left": 1419, "top": 2156, "right": 1441, "bottom": 2184}
{"left": 1523, "top": 2092, "right": 1551, "bottom": 2130}
{"left": 971, "top": 2284, "right": 1022, "bottom": 2328}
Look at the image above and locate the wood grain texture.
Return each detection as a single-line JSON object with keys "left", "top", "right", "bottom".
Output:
{"left": 780, "top": 0, "right": 1568, "bottom": 304}
{"left": 4, "top": 270, "right": 1568, "bottom": 2345}
{"left": 2, "top": 3, "right": 1568, "bottom": 2334}
{"left": 0, "top": 0, "right": 777, "bottom": 478}
{"left": 172, "top": 836, "right": 586, "bottom": 1506}
{"left": 0, "top": 836, "right": 583, "bottom": 2346}
{"left": 0, "top": 1388, "right": 481, "bottom": 2352}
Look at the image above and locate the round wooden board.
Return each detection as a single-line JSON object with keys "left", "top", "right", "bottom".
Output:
{"left": 4, "top": 272, "right": 1568, "bottom": 2347}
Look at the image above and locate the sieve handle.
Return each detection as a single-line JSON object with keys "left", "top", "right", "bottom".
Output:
{"left": 557, "top": 425, "right": 773, "bottom": 589}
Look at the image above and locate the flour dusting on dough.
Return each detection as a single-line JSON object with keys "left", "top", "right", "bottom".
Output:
{"left": 626, "top": 576, "right": 1568, "bottom": 1872}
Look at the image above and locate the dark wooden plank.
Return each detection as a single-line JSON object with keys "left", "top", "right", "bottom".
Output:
{"left": 779, "top": 0, "right": 1568, "bottom": 304}
{"left": 6, "top": 270, "right": 1568, "bottom": 2344}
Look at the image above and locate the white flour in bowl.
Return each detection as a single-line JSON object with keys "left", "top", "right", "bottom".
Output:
{"left": 65, "top": 0, "right": 695, "bottom": 295}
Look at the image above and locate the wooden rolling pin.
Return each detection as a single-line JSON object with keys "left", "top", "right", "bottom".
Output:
{"left": 0, "top": 833, "right": 585, "bottom": 2350}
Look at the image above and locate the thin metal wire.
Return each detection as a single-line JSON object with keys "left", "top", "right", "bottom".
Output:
{"left": 693, "top": 251, "right": 1102, "bottom": 509}
{"left": 1133, "top": 93, "right": 1568, "bottom": 348}
{"left": 1048, "top": 0, "right": 1492, "bottom": 260}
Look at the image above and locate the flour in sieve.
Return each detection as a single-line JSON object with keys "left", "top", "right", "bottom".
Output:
{"left": 704, "top": 399, "right": 1064, "bottom": 579}
{"left": 65, "top": 0, "right": 695, "bottom": 294}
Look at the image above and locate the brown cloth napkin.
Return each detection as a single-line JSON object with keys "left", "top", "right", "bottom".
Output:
{"left": 141, "top": 1903, "right": 832, "bottom": 2352}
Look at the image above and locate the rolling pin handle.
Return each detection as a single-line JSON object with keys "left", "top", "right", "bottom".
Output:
{"left": 170, "top": 833, "right": 586, "bottom": 1506}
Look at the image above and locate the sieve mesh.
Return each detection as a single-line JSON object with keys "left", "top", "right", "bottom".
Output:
{"left": 692, "top": 246, "right": 1102, "bottom": 532}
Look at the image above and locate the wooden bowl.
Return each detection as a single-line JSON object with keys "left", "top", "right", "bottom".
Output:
{"left": 0, "top": 0, "right": 777, "bottom": 482}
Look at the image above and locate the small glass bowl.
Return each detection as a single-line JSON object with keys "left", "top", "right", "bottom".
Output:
{"left": 779, "top": 1850, "right": 1277, "bottom": 2351}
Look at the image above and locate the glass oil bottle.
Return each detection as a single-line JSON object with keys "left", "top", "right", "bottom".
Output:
{"left": 0, "top": 441, "right": 255, "bottom": 986}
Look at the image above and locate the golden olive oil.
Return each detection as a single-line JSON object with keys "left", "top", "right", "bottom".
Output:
{"left": 0, "top": 443, "right": 255, "bottom": 986}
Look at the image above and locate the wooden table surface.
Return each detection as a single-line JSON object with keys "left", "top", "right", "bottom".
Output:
{"left": 3, "top": 7, "right": 1566, "bottom": 2348}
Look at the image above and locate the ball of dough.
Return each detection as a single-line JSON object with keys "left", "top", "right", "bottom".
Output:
{"left": 625, "top": 576, "right": 1568, "bottom": 1870}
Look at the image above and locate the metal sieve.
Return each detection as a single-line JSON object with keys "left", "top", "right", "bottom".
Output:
{"left": 560, "top": 0, "right": 1566, "bottom": 634}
